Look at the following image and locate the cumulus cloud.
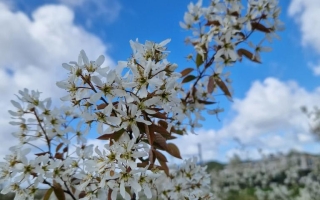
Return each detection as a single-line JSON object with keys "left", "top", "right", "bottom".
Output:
{"left": 308, "top": 62, "right": 320, "bottom": 76}
{"left": 174, "top": 78, "right": 320, "bottom": 162}
{"left": 58, "top": 0, "right": 86, "bottom": 7}
{"left": 288, "top": 0, "right": 320, "bottom": 54}
{"left": 288, "top": 1, "right": 320, "bottom": 76}
{"left": 0, "top": 2, "right": 113, "bottom": 160}
{"left": 58, "top": 0, "right": 121, "bottom": 24}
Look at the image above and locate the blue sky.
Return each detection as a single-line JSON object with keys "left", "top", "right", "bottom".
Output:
{"left": 1, "top": 0, "right": 320, "bottom": 163}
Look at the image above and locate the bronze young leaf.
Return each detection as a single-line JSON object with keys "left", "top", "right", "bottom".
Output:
{"left": 43, "top": 188, "right": 54, "bottom": 200}
{"left": 55, "top": 143, "right": 63, "bottom": 153}
{"left": 251, "top": 22, "right": 272, "bottom": 33}
{"left": 237, "top": 48, "right": 261, "bottom": 63}
{"left": 167, "top": 143, "right": 182, "bottom": 159}
{"left": 215, "top": 76, "right": 233, "bottom": 100}
{"left": 53, "top": 182, "right": 66, "bottom": 200}
{"left": 180, "top": 68, "right": 194, "bottom": 77}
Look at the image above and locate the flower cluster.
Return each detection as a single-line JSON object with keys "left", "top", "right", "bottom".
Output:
{"left": 155, "top": 158, "right": 214, "bottom": 199}
{"left": 0, "top": 0, "right": 284, "bottom": 199}
{"left": 181, "top": 0, "right": 283, "bottom": 63}
{"left": 1, "top": 87, "right": 213, "bottom": 199}
{"left": 210, "top": 152, "right": 320, "bottom": 200}
{"left": 1, "top": 40, "right": 214, "bottom": 199}
{"left": 56, "top": 39, "right": 188, "bottom": 136}
{"left": 179, "top": 0, "right": 283, "bottom": 116}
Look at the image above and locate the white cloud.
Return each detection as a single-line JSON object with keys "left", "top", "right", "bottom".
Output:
{"left": 288, "top": 0, "right": 320, "bottom": 54}
{"left": 58, "top": 0, "right": 86, "bottom": 7}
{"left": 288, "top": 1, "right": 320, "bottom": 76}
{"left": 174, "top": 78, "right": 320, "bottom": 162}
{"left": 58, "top": 0, "right": 121, "bottom": 24}
{"left": 172, "top": 129, "right": 219, "bottom": 163}
{"left": 0, "top": 2, "right": 113, "bottom": 160}
{"left": 308, "top": 62, "right": 320, "bottom": 76}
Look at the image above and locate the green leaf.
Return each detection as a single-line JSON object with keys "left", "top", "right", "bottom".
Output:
{"left": 196, "top": 53, "right": 204, "bottom": 68}
{"left": 43, "top": 188, "right": 53, "bottom": 200}
{"left": 182, "top": 75, "right": 196, "bottom": 83}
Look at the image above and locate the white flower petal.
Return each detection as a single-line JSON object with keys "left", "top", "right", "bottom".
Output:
{"left": 45, "top": 98, "right": 52, "bottom": 108}
{"left": 106, "top": 70, "right": 116, "bottom": 84}
{"left": 80, "top": 50, "right": 89, "bottom": 65}
{"left": 159, "top": 38, "right": 171, "bottom": 47}
{"left": 122, "top": 82, "right": 138, "bottom": 88}
{"left": 139, "top": 85, "right": 148, "bottom": 98}
{"left": 62, "top": 63, "right": 73, "bottom": 71}
{"left": 130, "top": 104, "right": 138, "bottom": 116}
{"left": 131, "top": 181, "right": 141, "bottom": 193}
{"left": 112, "top": 89, "right": 127, "bottom": 97}
{"left": 90, "top": 92, "right": 103, "bottom": 104}
{"left": 144, "top": 59, "right": 152, "bottom": 77}
{"left": 56, "top": 81, "right": 69, "bottom": 89}
{"left": 132, "top": 124, "right": 140, "bottom": 138}
{"left": 95, "top": 55, "right": 105, "bottom": 67}
{"left": 10, "top": 100, "right": 22, "bottom": 109}
{"left": 111, "top": 189, "right": 118, "bottom": 200}
{"left": 144, "top": 97, "right": 160, "bottom": 106}
{"left": 91, "top": 76, "right": 103, "bottom": 86}
{"left": 144, "top": 185, "right": 152, "bottom": 198}
{"left": 8, "top": 110, "right": 20, "bottom": 116}
{"left": 120, "top": 180, "right": 126, "bottom": 199}
{"left": 60, "top": 95, "right": 71, "bottom": 101}
{"left": 229, "top": 49, "right": 238, "bottom": 61}
{"left": 136, "top": 118, "right": 151, "bottom": 125}
{"left": 97, "top": 123, "right": 104, "bottom": 135}
{"left": 145, "top": 109, "right": 156, "bottom": 114}
{"left": 107, "top": 117, "right": 121, "bottom": 125}
{"left": 103, "top": 103, "right": 113, "bottom": 116}
{"left": 148, "top": 77, "right": 162, "bottom": 86}
{"left": 14, "top": 163, "right": 24, "bottom": 170}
